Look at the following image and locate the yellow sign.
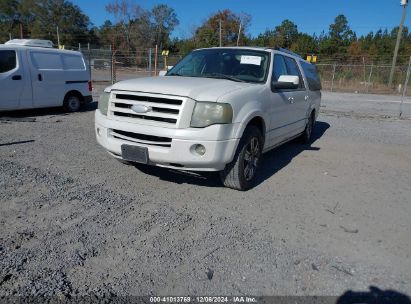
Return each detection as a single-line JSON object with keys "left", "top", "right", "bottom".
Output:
{"left": 161, "top": 50, "right": 169, "bottom": 56}
{"left": 306, "top": 55, "right": 317, "bottom": 63}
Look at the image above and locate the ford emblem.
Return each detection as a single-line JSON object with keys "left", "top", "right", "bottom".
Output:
{"left": 131, "top": 104, "right": 151, "bottom": 113}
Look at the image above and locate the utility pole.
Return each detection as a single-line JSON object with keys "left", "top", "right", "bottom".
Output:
{"left": 20, "top": 24, "right": 23, "bottom": 38}
{"left": 9, "top": 33, "right": 12, "bottom": 40}
{"left": 219, "top": 18, "right": 222, "bottom": 47}
{"left": 57, "top": 26, "right": 60, "bottom": 47}
{"left": 237, "top": 22, "right": 242, "bottom": 46}
{"left": 389, "top": 0, "right": 408, "bottom": 87}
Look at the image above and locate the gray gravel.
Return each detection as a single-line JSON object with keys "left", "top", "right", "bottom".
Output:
{"left": 0, "top": 101, "right": 411, "bottom": 298}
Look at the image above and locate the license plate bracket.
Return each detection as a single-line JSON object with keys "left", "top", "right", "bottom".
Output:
{"left": 121, "top": 145, "right": 148, "bottom": 164}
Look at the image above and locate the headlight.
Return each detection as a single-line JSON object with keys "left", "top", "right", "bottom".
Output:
{"left": 98, "top": 91, "right": 110, "bottom": 115}
{"left": 190, "top": 102, "right": 233, "bottom": 128}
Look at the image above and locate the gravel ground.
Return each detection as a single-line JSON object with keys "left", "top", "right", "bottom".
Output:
{"left": 0, "top": 102, "right": 411, "bottom": 299}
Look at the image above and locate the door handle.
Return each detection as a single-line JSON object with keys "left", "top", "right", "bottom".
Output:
{"left": 12, "top": 75, "right": 22, "bottom": 80}
{"left": 38, "top": 74, "right": 42, "bottom": 81}
{"left": 288, "top": 97, "right": 294, "bottom": 104}
{"left": 304, "top": 95, "right": 310, "bottom": 101}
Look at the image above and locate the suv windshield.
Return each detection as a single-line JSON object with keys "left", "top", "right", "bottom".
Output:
{"left": 167, "top": 48, "right": 270, "bottom": 84}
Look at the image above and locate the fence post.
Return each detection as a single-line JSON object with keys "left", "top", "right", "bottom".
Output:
{"left": 149, "top": 48, "right": 152, "bottom": 76}
{"left": 330, "top": 63, "right": 336, "bottom": 92}
{"left": 154, "top": 45, "right": 158, "bottom": 76}
{"left": 88, "top": 46, "right": 91, "bottom": 80}
{"left": 109, "top": 45, "right": 112, "bottom": 84}
{"left": 362, "top": 57, "right": 367, "bottom": 93}
{"left": 111, "top": 45, "right": 116, "bottom": 84}
{"left": 366, "top": 64, "right": 373, "bottom": 94}
{"left": 400, "top": 56, "right": 411, "bottom": 118}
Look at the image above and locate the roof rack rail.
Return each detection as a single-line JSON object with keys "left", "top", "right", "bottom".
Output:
{"left": 275, "top": 47, "right": 302, "bottom": 58}
{"left": 5, "top": 39, "right": 54, "bottom": 48}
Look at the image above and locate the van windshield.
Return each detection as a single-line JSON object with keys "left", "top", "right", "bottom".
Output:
{"left": 167, "top": 49, "right": 270, "bottom": 84}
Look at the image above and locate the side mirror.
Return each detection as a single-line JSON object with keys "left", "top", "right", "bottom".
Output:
{"left": 158, "top": 70, "right": 167, "bottom": 77}
{"left": 271, "top": 75, "right": 299, "bottom": 90}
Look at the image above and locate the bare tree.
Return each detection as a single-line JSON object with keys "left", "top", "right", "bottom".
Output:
{"left": 151, "top": 4, "right": 179, "bottom": 50}
{"left": 105, "top": 0, "right": 143, "bottom": 51}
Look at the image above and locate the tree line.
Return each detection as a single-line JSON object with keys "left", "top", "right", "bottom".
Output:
{"left": 1, "top": 0, "right": 411, "bottom": 64}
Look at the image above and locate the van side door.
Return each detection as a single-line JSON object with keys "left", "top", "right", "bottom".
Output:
{"left": 0, "top": 49, "right": 24, "bottom": 110}
{"left": 28, "top": 50, "right": 65, "bottom": 107}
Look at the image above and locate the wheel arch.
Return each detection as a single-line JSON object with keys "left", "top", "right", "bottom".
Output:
{"left": 235, "top": 113, "right": 267, "bottom": 143}
{"left": 306, "top": 103, "right": 317, "bottom": 122}
{"left": 64, "top": 90, "right": 84, "bottom": 104}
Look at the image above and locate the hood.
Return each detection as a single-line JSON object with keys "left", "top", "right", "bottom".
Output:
{"left": 111, "top": 76, "right": 254, "bottom": 102}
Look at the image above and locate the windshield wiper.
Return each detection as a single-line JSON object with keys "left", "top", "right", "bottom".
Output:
{"left": 204, "top": 73, "right": 245, "bottom": 82}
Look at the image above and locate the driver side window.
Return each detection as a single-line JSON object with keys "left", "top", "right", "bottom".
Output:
{"left": 272, "top": 54, "right": 287, "bottom": 82}
{"left": 0, "top": 50, "right": 17, "bottom": 73}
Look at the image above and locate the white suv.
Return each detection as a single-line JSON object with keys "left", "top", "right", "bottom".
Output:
{"left": 95, "top": 47, "right": 321, "bottom": 190}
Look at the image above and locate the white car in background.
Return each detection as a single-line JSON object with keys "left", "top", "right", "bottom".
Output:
{"left": 96, "top": 47, "right": 321, "bottom": 190}
{"left": 0, "top": 39, "right": 92, "bottom": 112}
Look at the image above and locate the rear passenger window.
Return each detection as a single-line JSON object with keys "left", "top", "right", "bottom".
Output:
{"left": 283, "top": 56, "right": 304, "bottom": 89}
{"left": 30, "top": 52, "right": 63, "bottom": 70}
{"left": 300, "top": 61, "right": 322, "bottom": 91}
{"left": 0, "top": 50, "right": 17, "bottom": 73}
{"left": 62, "top": 54, "right": 85, "bottom": 70}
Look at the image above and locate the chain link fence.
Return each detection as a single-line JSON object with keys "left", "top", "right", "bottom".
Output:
{"left": 68, "top": 46, "right": 182, "bottom": 86}
{"left": 69, "top": 46, "right": 411, "bottom": 97}
{"left": 317, "top": 62, "right": 410, "bottom": 95}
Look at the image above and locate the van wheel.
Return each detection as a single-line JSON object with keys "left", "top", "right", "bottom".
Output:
{"left": 300, "top": 112, "right": 315, "bottom": 144}
{"left": 219, "top": 126, "right": 263, "bottom": 191}
{"left": 64, "top": 94, "right": 82, "bottom": 112}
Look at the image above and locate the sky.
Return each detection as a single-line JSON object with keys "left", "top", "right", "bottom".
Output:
{"left": 71, "top": 0, "right": 410, "bottom": 38}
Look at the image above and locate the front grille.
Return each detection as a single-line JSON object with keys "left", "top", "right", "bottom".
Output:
{"left": 113, "top": 111, "right": 177, "bottom": 124}
{"left": 116, "top": 94, "right": 182, "bottom": 105}
{"left": 110, "top": 129, "right": 172, "bottom": 147}
{"left": 110, "top": 92, "right": 183, "bottom": 126}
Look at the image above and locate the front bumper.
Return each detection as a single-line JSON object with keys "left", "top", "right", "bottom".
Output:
{"left": 95, "top": 110, "right": 240, "bottom": 171}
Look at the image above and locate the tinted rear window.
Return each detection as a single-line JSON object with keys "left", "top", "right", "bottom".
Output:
{"left": 62, "top": 54, "right": 85, "bottom": 70}
{"left": 300, "top": 61, "right": 322, "bottom": 91}
{"left": 0, "top": 50, "right": 17, "bottom": 73}
{"left": 30, "top": 52, "right": 63, "bottom": 70}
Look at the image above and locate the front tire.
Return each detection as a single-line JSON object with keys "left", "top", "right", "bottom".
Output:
{"left": 219, "top": 126, "right": 263, "bottom": 191}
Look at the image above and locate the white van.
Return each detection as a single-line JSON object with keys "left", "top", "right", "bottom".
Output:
{"left": 0, "top": 39, "right": 92, "bottom": 112}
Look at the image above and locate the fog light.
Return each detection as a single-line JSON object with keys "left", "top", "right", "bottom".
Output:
{"left": 194, "top": 144, "right": 206, "bottom": 156}
{"left": 96, "top": 128, "right": 101, "bottom": 136}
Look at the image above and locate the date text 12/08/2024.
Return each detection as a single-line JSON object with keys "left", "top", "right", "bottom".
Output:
{"left": 149, "top": 296, "right": 257, "bottom": 303}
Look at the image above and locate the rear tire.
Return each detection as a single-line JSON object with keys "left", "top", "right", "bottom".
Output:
{"left": 219, "top": 126, "right": 263, "bottom": 191}
{"left": 63, "top": 93, "right": 82, "bottom": 112}
{"left": 300, "top": 112, "right": 315, "bottom": 144}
